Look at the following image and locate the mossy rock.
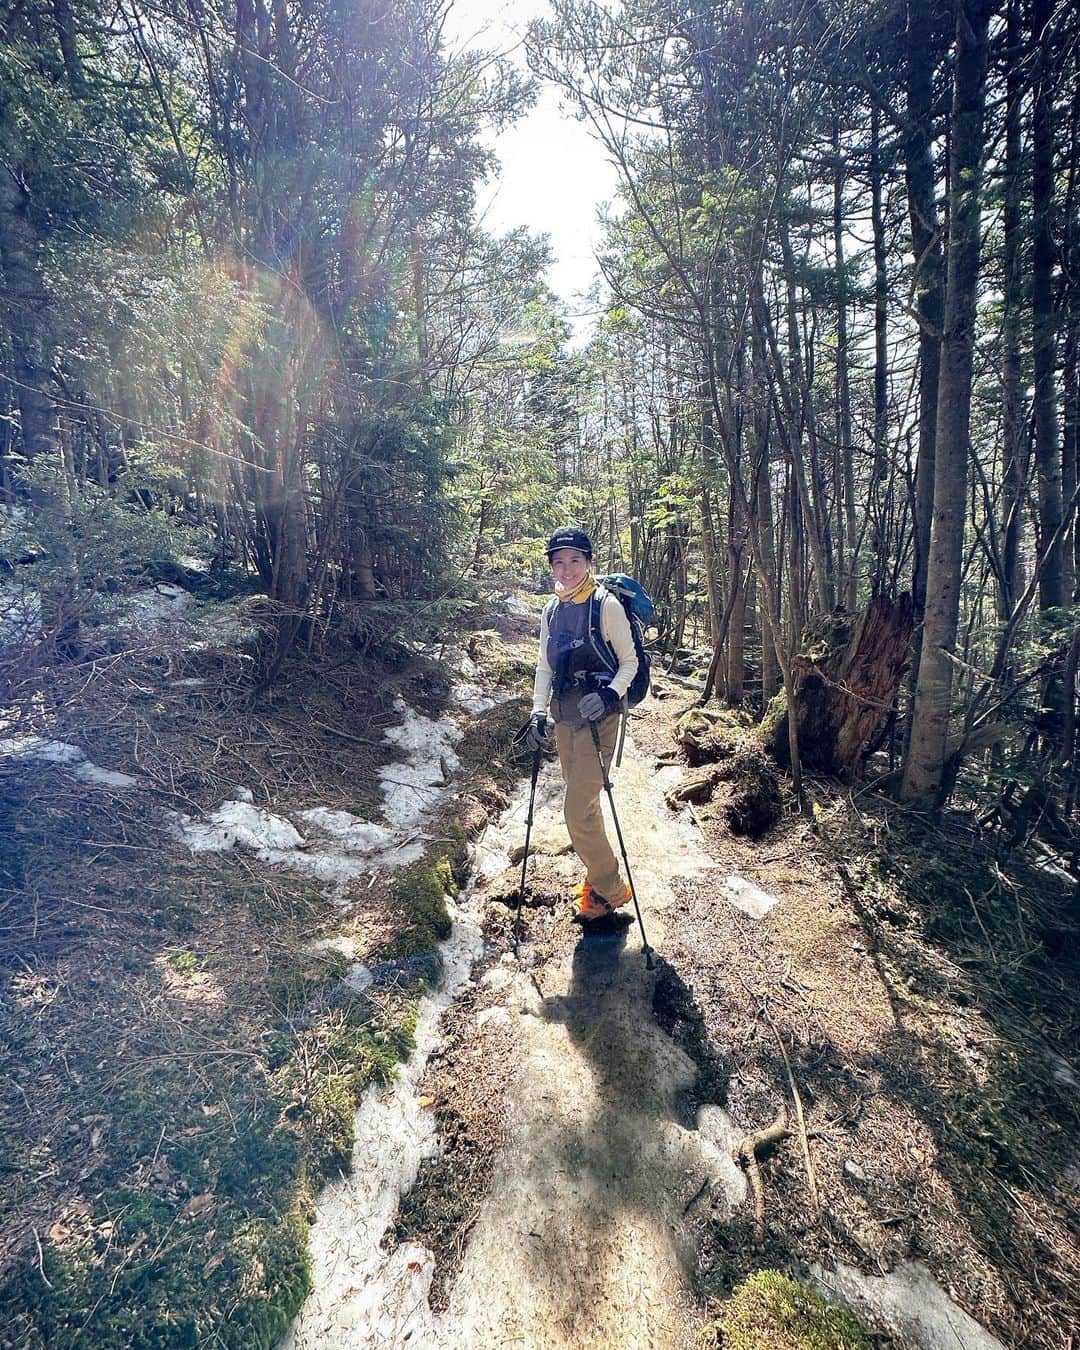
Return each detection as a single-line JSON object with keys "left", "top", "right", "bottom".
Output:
{"left": 715, "top": 1270, "right": 872, "bottom": 1349}
{"left": 675, "top": 707, "right": 749, "bottom": 766}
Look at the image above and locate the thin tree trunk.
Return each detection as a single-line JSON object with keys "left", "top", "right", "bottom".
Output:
{"left": 0, "top": 168, "right": 58, "bottom": 463}
{"left": 905, "top": 0, "right": 947, "bottom": 626}
{"left": 1031, "top": 0, "right": 1065, "bottom": 616}
{"left": 1000, "top": 0, "right": 1026, "bottom": 620}
{"left": 1064, "top": 80, "right": 1080, "bottom": 600}
{"left": 833, "top": 117, "right": 857, "bottom": 609}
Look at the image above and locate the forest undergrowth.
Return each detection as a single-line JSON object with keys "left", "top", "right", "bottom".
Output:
{"left": 0, "top": 606, "right": 531, "bottom": 1348}
{"left": 641, "top": 691, "right": 1080, "bottom": 1350}
{"left": 1, "top": 598, "right": 1077, "bottom": 1348}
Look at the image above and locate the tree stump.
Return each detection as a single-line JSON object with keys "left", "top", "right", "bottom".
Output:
{"left": 672, "top": 708, "right": 782, "bottom": 837}
{"left": 761, "top": 594, "right": 914, "bottom": 778}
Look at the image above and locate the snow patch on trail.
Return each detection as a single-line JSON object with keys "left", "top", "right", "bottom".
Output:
{"left": 722, "top": 873, "right": 779, "bottom": 919}
{"left": 179, "top": 800, "right": 305, "bottom": 854}
{"left": 282, "top": 895, "right": 486, "bottom": 1350}
{"left": 173, "top": 798, "right": 427, "bottom": 890}
{"left": 0, "top": 736, "right": 138, "bottom": 789}
{"left": 380, "top": 697, "right": 462, "bottom": 827}
{"left": 280, "top": 772, "right": 541, "bottom": 1349}
{"left": 175, "top": 695, "right": 474, "bottom": 887}
{"left": 813, "top": 1260, "right": 1006, "bottom": 1350}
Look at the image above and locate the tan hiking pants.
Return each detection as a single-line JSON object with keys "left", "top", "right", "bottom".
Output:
{"left": 551, "top": 699, "right": 627, "bottom": 901}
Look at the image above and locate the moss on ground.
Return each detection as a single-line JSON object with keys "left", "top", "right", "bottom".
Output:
{"left": 0, "top": 840, "right": 422, "bottom": 1350}
{"left": 711, "top": 1270, "right": 872, "bottom": 1349}
{"left": 387, "top": 827, "right": 470, "bottom": 957}
{"left": 282, "top": 1002, "right": 417, "bottom": 1184}
{"left": 0, "top": 1200, "right": 311, "bottom": 1350}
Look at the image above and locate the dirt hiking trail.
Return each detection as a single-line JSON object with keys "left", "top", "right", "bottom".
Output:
{"left": 438, "top": 743, "right": 742, "bottom": 1347}
{"left": 288, "top": 731, "right": 752, "bottom": 1346}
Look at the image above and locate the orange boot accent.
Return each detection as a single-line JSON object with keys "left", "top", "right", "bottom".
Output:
{"left": 574, "top": 880, "right": 631, "bottom": 921}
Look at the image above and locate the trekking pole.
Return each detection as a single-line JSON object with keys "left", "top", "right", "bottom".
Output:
{"left": 514, "top": 744, "right": 543, "bottom": 956}
{"left": 589, "top": 722, "right": 656, "bottom": 970}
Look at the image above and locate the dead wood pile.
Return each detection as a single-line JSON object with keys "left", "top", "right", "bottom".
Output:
{"left": 668, "top": 708, "right": 781, "bottom": 837}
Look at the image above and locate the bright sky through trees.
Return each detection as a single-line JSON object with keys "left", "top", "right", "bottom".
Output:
{"left": 442, "top": 0, "right": 620, "bottom": 337}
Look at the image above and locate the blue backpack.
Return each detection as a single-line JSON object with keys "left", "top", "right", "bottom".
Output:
{"left": 543, "top": 574, "right": 654, "bottom": 707}
{"left": 591, "top": 574, "right": 653, "bottom": 707}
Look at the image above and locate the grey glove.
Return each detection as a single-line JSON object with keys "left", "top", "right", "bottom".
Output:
{"left": 577, "top": 686, "right": 621, "bottom": 722}
{"left": 526, "top": 712, "right": 549, "bottom": 748}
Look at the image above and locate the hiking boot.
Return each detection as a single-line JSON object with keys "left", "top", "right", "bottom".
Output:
{"left": 573, "top": 880, "right": 632, "bottom": 922}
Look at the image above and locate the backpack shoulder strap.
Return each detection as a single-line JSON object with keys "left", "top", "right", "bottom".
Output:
{"left": 590, "top": 588, "right": 621, "bottom": 674}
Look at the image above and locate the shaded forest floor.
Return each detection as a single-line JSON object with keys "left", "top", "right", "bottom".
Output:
{"left": 0, "top": 601, "right": 532, "bottom": 1347}
{"left": 1, "top": 591, "right": 1078, "bottom": 1347}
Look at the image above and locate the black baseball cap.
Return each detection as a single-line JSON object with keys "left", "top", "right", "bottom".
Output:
{"left": 545, "top": 526, "right": 593, "bottom": 559}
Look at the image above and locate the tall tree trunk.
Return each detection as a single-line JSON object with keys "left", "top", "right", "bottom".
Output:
{"left": 870, "top": 104, "right": 890, "bottom": 591}
{"left": 0, "top": 168, "right": 58, "bottom": 463}
{"left": 999, "top": 0, "right": 1026, "bottom": 620}
{"left": 833, "top": 117, "right": 857, "bottom": 609}
{"left": 756, "top": 448, "right": 780, "bottom": 702}
{"left": 1064, "top": 80, "right": 1080, "bottom": 600}
{"left": 722, "top": 487, "right": 747, "bottom": 703}
{"left": 901, "top": 0, "right": 992, "bottom": 806}
{"left": 1031, "top": 0, "right": 1065, "bottom": 615}
{"left": 753, "top": 320, "right": 780, "bottom": 702}
{"left": 905, "top": 0, "right": 947, "bottom": 625}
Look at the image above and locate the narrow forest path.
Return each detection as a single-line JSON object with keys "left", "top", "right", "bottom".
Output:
{"left": 281, "top": 632, "right": 1068, "bottom": 1350}
{"left": 286, "top": 726, "right": 749, "bottom": 1347}
{"left": 437, "top": 739, "right": 740, "bottom": 1346}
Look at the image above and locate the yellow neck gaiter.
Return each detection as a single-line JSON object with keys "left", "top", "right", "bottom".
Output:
{"left": 555, "top": 572, "right": 597, "bottom": 605}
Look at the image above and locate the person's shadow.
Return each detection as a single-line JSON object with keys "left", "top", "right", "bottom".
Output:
{"left": 532, "top": 913, "right": 719, "bottom": 1322}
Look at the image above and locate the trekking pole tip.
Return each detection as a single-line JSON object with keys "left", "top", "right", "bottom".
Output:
{"left": 644, "top": 945, "right": 656, "bottom": 971}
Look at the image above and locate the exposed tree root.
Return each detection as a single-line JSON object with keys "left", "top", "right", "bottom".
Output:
{"left": 734, "top": 1105, "right": 792, "bottom": 1242}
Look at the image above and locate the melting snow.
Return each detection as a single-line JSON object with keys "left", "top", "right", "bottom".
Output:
{"left": 173, "top": 799, "right": 427, "bottom": 891}
{"left": 722, "top": 873, "right": 779, "bottom": 919}
{"left": 123, "top": 583, "right": 193, "bottom": 627}
{"left": 0, "top": 736, "right": 138, "bottom": 789}
{"left": 179, "top": 800, "right": 305, "bottom": 854}
{"left": 695, "top": 1104, "right": 749, "bottom": 1213}
{"left": 343, "top": 964, "right": 373, "bottom": 994}
{"left": 380, "top": 697, "right": 462, "bottom": 828}
{"left": 300, "top": 807, "right": 410, "bottom": 858}
{"left": 175, "top": 696, "right": 465, "bottom": 886}
{"left": 282, "top": 898, "right": 485, "bottom": 1349}
{"left": 0, "top": 586, "right": 41, "bottom": 642}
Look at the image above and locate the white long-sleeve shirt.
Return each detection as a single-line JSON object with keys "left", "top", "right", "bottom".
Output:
{"left": 531, "top": 588, "right": 638, "bottom": 715}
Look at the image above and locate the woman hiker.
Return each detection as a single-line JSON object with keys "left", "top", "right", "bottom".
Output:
{"left": 526, "top": 526, "right": 639, "bottom": 923}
